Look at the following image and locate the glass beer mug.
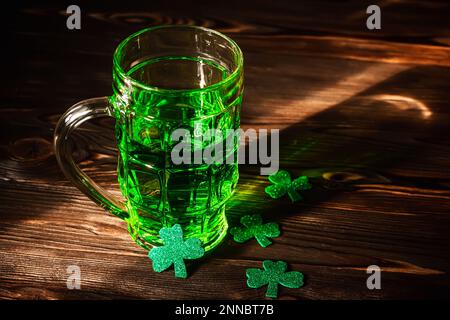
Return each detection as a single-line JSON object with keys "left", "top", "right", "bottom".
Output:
{"left": 54, "top": 26, "right": 244, "bottom": 252}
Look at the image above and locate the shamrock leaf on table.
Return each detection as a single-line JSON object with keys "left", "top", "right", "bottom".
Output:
{"left": 265, "top": 170, "right": 312, "bottom": 202}
{"left": 148, "top": 224, "right": 204, "bottom": 279}
{"left": 230, "top": 214, "right": 280, "bottom": 247}
{"left": 246, "top": 260, "right": 304, "bottom": 298}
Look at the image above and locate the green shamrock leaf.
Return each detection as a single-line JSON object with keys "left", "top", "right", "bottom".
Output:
{"left": 148, "top": 224, "right": 205, "bottom": 279}
{"left": 265, "top": 170, "right": 312, "bottom": 202}
{"left": 230, "top": 214, "right": 280, "bottom": 247}
{"left": 246, "top": 260, "right": 304, "bottom": 298}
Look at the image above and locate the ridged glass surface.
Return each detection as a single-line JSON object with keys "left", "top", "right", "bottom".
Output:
{"left": 112, "top": 27, "right": 244, "bottom": 251}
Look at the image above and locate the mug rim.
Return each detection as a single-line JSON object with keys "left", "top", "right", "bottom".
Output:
{"left": 112, "top": 25, "right": 244, "bottom": 94}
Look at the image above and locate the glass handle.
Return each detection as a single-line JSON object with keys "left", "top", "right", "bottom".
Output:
{"left": 54, "top": 97, "right": 129, "bottom": 220}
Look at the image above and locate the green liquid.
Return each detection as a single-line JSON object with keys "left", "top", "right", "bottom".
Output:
{"left": 115, "top": 56, "right": 240, "bottom": 251}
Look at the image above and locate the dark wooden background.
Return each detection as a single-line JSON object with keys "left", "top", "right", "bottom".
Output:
{"left": 1, "top": 0, "right": 450, "bottom": 299}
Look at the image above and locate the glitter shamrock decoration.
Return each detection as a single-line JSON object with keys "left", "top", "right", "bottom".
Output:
{"left": 246, "top": 260, "right": 304, "bottom": 298}
{"left": 230, "top": 214, "right": 280, "bottom": 247}
{"left": 265, "top": 170, "right": 312, "bottom": 202}
{"left": 148, "top": 224, "right": 205, "bottom": 279}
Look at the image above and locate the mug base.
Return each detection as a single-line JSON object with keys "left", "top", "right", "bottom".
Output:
{"left": 127, "top": 204, "right": 229, "bottom": 253}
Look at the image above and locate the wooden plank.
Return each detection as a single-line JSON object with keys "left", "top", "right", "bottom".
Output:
{"left": 1, "top": 0, "right": 450, "bottom": 299}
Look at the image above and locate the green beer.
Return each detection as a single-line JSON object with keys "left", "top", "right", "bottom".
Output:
{"left": 55, "top": 26, "right": 244, "bottom": 252}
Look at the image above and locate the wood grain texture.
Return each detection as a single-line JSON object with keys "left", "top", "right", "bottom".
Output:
{"left": 1, "top": 0, "right": 450, "bottom": 299}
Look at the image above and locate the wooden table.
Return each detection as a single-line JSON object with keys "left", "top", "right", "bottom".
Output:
{"left": 2, "top": 0, "right": 450, "bottom": 299}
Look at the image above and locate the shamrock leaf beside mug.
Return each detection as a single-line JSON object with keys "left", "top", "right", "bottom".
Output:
{"left": 265, "top": 170, "right": 312, "bottom": 202}
{"left": 246, "top": 260, "right": 304, "bottom": 298}
{"left": 230, "top": 214, "right": 280, "bottom": 247}
{"left": 149, "top": 224, "right": 205, "bottom": 279}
